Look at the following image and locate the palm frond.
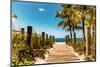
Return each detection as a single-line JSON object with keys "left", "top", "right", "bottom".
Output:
{"left": 55, "top": 12, "right": 61, "bottom": 18}
{"left": 58, "top": 21, "right": 68, "bottom": 29}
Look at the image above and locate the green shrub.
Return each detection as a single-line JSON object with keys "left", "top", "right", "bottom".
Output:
{"left": 12, "top": 31, "right": 53, "bottom": 66}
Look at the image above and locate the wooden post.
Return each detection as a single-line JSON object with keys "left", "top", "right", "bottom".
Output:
{"left": 65, "top": 35, "right": 69, "bottom": 44}
{"left": 42, "top": 32, "right": 45, "bottom": 43}
{"left": 49, "top": 35, "right": 52, "bottom": 40}
{"left": 52, "top": 36, "right": 55, "bottom": 43}
{"left": 46, "top": 34, "right": 48, "bottom": 40}
{"left": 21, "top": 28, "right": 25, "bottom": 40}
{"left": 49, "top": 35, "right": 53, "bottom": 47}
{"left": 49, "top": 35, "right": 52, "bottom": 43}
{"left": 27, "top": 26, "right": 32, "bottom": 47}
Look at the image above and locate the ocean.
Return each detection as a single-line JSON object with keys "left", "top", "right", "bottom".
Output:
{"left": 55, "top": 38, "right": 84, "bottom": 42}
{"left": 55, "top": 38, "right": 65, "bottom": 42}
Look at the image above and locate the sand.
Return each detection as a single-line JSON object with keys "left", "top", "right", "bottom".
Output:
{"left": 35, "top": 43, "right": 85, "bottom": 64}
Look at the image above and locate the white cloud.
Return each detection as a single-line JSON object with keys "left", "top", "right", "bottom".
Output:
{"left": 38, "top": 8, "right": 45, "bottom": 11}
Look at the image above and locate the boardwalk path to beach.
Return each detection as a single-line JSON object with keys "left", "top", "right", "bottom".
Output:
{"left": 45, "top": 43, "right": 80, "bottom": 63}
{"left": 35, "top": 43, "right": 82, "bottom": 64}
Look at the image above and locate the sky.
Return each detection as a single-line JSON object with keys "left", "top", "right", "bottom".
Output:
{"left": 12, "top": 1, "right": 83, "bottom": 38}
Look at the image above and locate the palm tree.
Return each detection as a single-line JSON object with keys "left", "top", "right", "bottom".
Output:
{"left": 74, "top": 5, "right": 96, "bottom": 59}
{"left": 73, "top": 5, "right": 90, "bottom": 41}
{"left": 56, "top": 4, "right": 96, "bottom": 60}
{"left": 71, "top": 24, "right": 82, "bottom": 44}
{"left": 56, "top": 4, "right": 82, "bottom": 44}
{"left": 58, "top": 20, "right": 82, "bottom": 44}
{"left": 57, "top": 20, "right": 73, "bottom": 44}
{"left": 56, "top": 5, "right": 74, "bottom": 44}
{"left": 84, "top": 6, "right": 96, "bottom": 57}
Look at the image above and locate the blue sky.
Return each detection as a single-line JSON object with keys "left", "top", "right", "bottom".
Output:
{"left": 12, "top": 1, "right": 83, "bottom": 38}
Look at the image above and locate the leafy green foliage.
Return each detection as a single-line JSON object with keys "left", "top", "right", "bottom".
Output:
{"left": 12, "top": 31, "right": 53, "bottom": 66}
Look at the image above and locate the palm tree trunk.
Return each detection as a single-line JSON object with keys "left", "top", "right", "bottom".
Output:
{"left": 70, "top": 28, "right": 72, "bottom": 45}
{"left": 82, "top": 18, "right": 86, "bottom": 41}
{"left": 69, "top": 20, "right": 72, "bottom": 45}
{"left": 72, "top": 27, "right": 75, "bottom": 44}
{"left": 86, "top": 26, "right": 91, "bottom": 57}
{"left": 92, "top": 24, "right": 96, "bottom": 45}
{"left": 91, "top": 25, "right": 94, "bottom": 44}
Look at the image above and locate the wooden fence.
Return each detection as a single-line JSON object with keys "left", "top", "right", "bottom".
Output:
{"left": 13, "top": 26, "right": 55, "bottom": 48}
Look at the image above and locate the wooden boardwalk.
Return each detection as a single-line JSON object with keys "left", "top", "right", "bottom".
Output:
{"left": 35, "top": 43, "right": 82, "bottom": 64}
{"left": 45, "top": 44, "right": 80, "bottom": 63}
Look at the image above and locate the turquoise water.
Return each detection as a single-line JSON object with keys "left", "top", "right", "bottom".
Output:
{"left": 55, "top": 38, "right": 65, "bottom": 42}
{"left": 55, "top": 38, "right": 84, "bottom": 42}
